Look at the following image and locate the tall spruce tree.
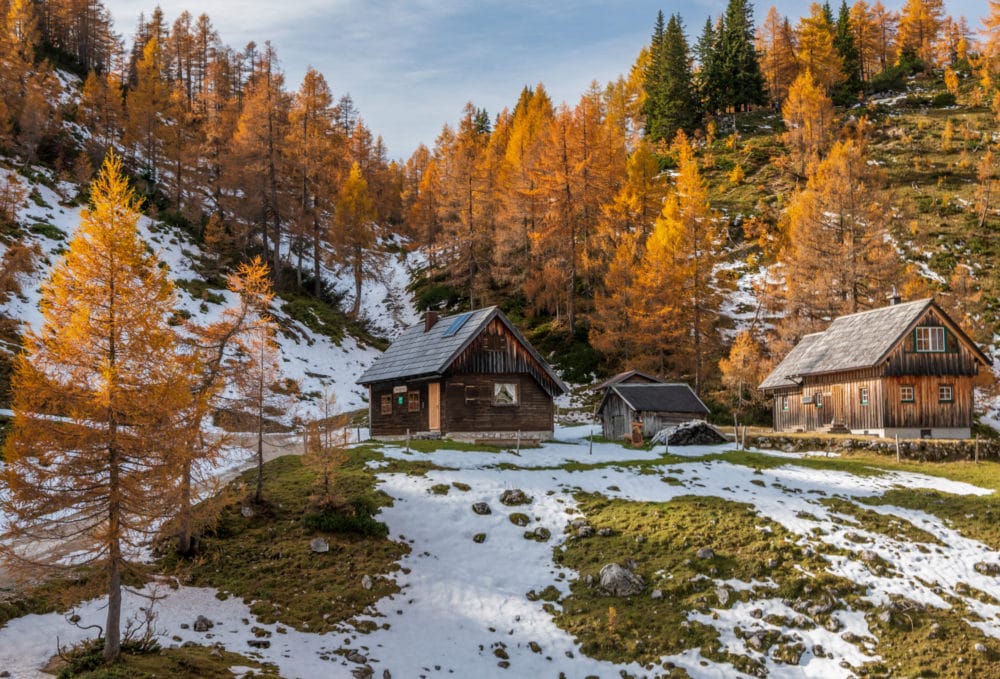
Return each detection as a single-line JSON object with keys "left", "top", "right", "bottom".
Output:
{"left": 695, "top": 17, "right": 724, "bottom": 114}
{"left": 645, "top": 13, "right": 701, "bottom": 141}
{"left": 717, "top": 0, "right": 767, "bottom": 111}
{"left": 833, "top": 0, "right": 863, "bottom": 103}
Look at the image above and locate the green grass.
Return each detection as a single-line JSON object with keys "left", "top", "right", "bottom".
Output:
{"left": 862, "top": 488, "right": 1000, "bottom": 552}
{"left": 174, "top": 278, "right": 226, "bottom": 305}
{"left": 393, "top": 438, "right": 505, "bottom": 453}
{"left": 0, "top": 566, "right": 109, "bottom": 629}
{"left": 157, "top": 448, "right": 411, "bottom": 634}
{"left": 51, "top": 639, "right": 279, "bottom": 678}
{"left": 553, "top": 492, "right": 1000, "bottom": 676}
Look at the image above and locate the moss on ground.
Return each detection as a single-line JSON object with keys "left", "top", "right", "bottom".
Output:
{"left": 820, "top": 497, "right": 945, "bottom": 546}
{"left": 158, "top": 448, "right": 412, "bottom": 635}
{"left": 552, "top": 494, "right": 864, "bottom": 673}
{"left": 50, "top": 641, "right": 279, "bottom": 678}
{"left": 862, "top": 488, "right": 1000, "bottom": 552}
{"left": 0, "top": 566, "right": 109, "bottom": 629}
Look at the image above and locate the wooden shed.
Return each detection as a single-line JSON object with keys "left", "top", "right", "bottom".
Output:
{"left": 357, "top": 307, "right": 567, "bottom": 443}
{"left": 759, "top": 298, "right": 992, "bottom": 439}
{"left": 597, "top": 383, "right": 710, "bottom": 440}
{"left": 593, "top": 369, "right": 665, "bottom": 392}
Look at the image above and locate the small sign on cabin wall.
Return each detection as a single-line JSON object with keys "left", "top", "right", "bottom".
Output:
{"left": 801, "top": 395, "right": 814, "bottom": 404}
{"left": 393, "top": 386, "right": 407, "bottom": 394}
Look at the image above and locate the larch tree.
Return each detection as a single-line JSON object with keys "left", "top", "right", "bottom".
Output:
{"left": 782, "top": 69, "right": 837, "bottom": 177}
{"left": 719, "top": 330, "right": 770, "bottom": 418}
{"left": 79, "top": 71, "right": 124, "bottom": 165}
{"left": 776, "top": 137, "right": 904, "bottom": 337}
{"left": 124, "top": 37, "right": 166, "bottom": 185}
{"left": 636, "top": 132, "right": 726, "bottom": 391}
{"left": 333, "top": 162, "right": 377, "bottom": 318}
{"left": 897, "top": 0, "right": 944, "bottom": 65}
{"left": 1, "top": 153, "right": 190, "bottom": 662}
{"left": 589, "top": 232, "right": 645, "bottom": 370}
{"left": 795, "top": 2, "right": 845, "bottom": 91}
{"left": 758, "top": 6, "right": 800, "bottom": 108}
{"left": 870, "top": 1, "right": 898, "bottom": 72}
{"left": 850, "top": 0, "right": 881, "bottom": 81}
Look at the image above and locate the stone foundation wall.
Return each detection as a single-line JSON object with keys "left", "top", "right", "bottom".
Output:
{"left": 750, "top": 433, "right": 1000, "bottom": 462}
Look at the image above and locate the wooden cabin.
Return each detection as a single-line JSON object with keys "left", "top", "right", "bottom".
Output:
{"left": 597, "top": 383, "right": 709, "bottom": 440}
{"left": 357, "top": 307, "right": 567, "bottom": 443}
{"left": 759, "top": 298, "right": 992, "bottom": 439}
{"left": 593, "top": 369, "right": 665, "bottom": 392}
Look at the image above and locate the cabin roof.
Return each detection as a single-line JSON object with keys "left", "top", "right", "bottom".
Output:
{"left": 759, "top": 298, "right": 992, "bottom": 391}
{"left": 357, "top": 306, "right": 568, "bottom": 395}
{"left": 599, "top": 383, "right": 709, "bottom": 416}
{"left": 592, "top": 369, "right": 665, "bottom": 391}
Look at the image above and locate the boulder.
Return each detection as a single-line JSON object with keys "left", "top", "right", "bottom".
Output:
{"left": 241, "top": 505, "right": 255, "bottom": 518}
{"left": 652, "top": 421, "right": 728, "bottom": 446}
{"left": 193, "top": 615, "right": 214, "bottom": 632}
{"left": 472, "top": 502, "right": 492, "bottom": 515}
{"left": 500, "top": 489, "right": 531, "bottom": 506}
{"left": 599, "top": 563, "right": 645, "bottom": 597}
{"left": 696, "top": 547, "right": 715, "bottom": 559}
{"left": 576, "top": 525, "right": 595, "bottom": 538}
{"left": 310, "top": 538, "right": 330, "bottom": 553}
{"left": 361, "top": 574, "right": 373, "bottom": 590}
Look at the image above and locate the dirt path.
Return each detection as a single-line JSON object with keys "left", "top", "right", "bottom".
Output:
{"left": 0, "top": 432, "right": 305, "bottom": 596}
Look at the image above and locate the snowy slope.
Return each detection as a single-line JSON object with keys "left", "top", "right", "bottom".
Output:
{"left": 0, "top": 165, "right": 421, "bottom": 416}
{"left": 2, "top": 429, "right": 999, "bottom": 678}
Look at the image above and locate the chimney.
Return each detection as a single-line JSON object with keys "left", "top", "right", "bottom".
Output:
{"left": 888, "top": 286, "right": 901, "bottom": 306}
{"left": 424, "top": 310, "right": 439, "bottom": 332}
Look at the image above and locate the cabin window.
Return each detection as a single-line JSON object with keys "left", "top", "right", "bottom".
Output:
{"left": 380, "top": 394, "right": 392, "bottom": 415}
{"left": 939, "top": 384, "right": 953, "bottom": 403}
{"left": 493, "top": 382, "right": 519, "bottom": 406}
{"left": 407, "top": 391, "right": 420, "bottom": 412}
{"left": 483, "top": 333, "right": 505, "bottom": 352}
{"left": 860, "top": 387, "right": 869, "bottom": 406}
{"left": 901, "top": 385, "right": 915, "bottom": 403}
{"left": 915, "top": 326, "right": 946, "bottom": 352}
{"left": 781, "top": 396, "right": 789, "bottom": 411}
{"left": 465, "top": 385, "right": 479, "bottom": 403}
{"left": 815, "top": 392, "right": 824, "bottom": 408}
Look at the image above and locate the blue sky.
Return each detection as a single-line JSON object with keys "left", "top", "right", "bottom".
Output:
{"left": 103, "top": 1, "right": 987, "bottom": 160}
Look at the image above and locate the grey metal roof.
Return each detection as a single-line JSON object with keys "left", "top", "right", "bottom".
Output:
{"left": 357, "top": 306, "right": 568, "bottom": 395}
{"left": 759, "top": 298, "right": 954, "bottom": 390}
{"left": 593, "top": 369, "right": 665, "bottom": 392}
{"left": 599, "top": 383, "right": 709, "bottom": 415}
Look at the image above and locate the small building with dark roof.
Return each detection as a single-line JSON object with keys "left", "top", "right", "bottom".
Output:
{"left": 357, "top": 307, "right": 567, "bottom": 443}
{"left": 759, "top": 298, "right": 992, "bottom": 439}
{"left": 592, "top": 369, "right": 665, "bottom": 392}
{"left": 597, "top": 383, "right": 710, "bottom": 440}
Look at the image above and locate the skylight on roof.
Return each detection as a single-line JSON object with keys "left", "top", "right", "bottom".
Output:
{"left": 441, "top": 312, "right": 473, "bottom": 337}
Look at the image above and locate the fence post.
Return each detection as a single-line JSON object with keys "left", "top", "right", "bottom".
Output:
{"left": 975, "top": 434, "right": 980, "bottom": 464}
{"left": 895, "top": 434, "right": 900, "bottom": 463}
{"left": 406, "top": 428, "right": 410, "bottom": 454}
{"left": 516, "top": 430, "right": 521, "bottom": 454}
{"left": 733, "top": 414, "right": 739, "bottom": 450}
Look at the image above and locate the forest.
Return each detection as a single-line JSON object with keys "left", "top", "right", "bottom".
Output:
{"left": 0, "top": 0, "right": 997, "bottom": 422}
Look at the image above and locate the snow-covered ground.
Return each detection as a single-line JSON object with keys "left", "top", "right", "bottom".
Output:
{"left": 2, "top": 427, "right": 999, "bottom": 678}
{"left": 0, "top": 167, "right": 422, "bottom": 416}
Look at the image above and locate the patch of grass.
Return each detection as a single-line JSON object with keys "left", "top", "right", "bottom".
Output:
{"left": 158, "top": 450, "right": 407, "bottom": 634}
{"left": 174, "top": 278, "right": 225, "bottom": 305}
{"left": 51, "top": 639, "right": 279, "bottom": 678}
{"left": 429, "top": 483, "right": 450, "bottom": 495}
{"left": 0, "top": 566, "right": 108, "bottom": 629}
{"left": 29, "top": 222, "right": 66, "bottom": 240}
{"left": 820, "top": 497, "right": 945, "bottom": 546}
{"left": 397, "top": 439, "right": 504, "bottom": 453}
{"left": 862, "top": 489, "right": 1000, "bottom": 551}
{"left": 279, "top": 292, "right": 347, "bottom": 344}
{"left": 553, "top": 494, "right": 864, "bottom": 669}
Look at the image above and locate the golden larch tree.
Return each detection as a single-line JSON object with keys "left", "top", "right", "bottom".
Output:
{"left": 758, "top": 6, "right": 800, "bottom": 107}
{"left": 1, "top": 153, "right": 190, "bottom": 662}
{"left": 897, "top": 0, "right": 943, "bottom": 65}
{"left": 795, "top": 2, "right": 845, "bottom": 91}
{"left": 782, "top": 69, "right": 837, "bottom": 177}
{"left": 333, "top": 162, "right": 377, "bottom": 318}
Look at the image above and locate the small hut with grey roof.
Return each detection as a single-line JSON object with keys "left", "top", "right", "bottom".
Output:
{"left": 357, "top": 307, "right": 567, "bottom": 443}
{"left": 597, "top": 383, "right": 710, "bottom": 440}
{"left": 759, "top": 298, "right": 992, "bottom": 439}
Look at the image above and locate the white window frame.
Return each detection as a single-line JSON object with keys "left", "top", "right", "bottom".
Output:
{"left": 915, "top": 326, "right": 946, "bottom": 353}
{"left": 939, "top": 384, "right": 953, "bottom": 403}
{"left": 493, "top": 382, "right": 519, "bottom": 406}
{"left": 860, "top": 387, "right": 869, "bottom": 406}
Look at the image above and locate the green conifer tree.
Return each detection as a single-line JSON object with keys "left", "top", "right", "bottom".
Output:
{"left": 646, "top": 14, "right": 702, "bottom": 140}
{"left": 833, "top": 0, "right": 863, "bottom": 103}
{"left": 717, "top": 0, "right": 767, "bottom": 111}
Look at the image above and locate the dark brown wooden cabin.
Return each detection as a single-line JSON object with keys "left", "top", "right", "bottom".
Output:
{"left": 597, "top": 383, "right": 709, "bottom": 440}
{"left": 357, "top": 307, "right": 567, "bottom": 443}
{"left": 759, "top": 298, "right": 993, "bottom": 439}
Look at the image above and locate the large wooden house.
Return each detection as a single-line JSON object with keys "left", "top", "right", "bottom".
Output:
{"left": 759, "top": 298, "right": 992, "bottom": 439}
{"left": 358, "top": 307, "right": 567, "bottom": 442}
{"left": 597, "top": 383, "right": 709, "bottom": 440}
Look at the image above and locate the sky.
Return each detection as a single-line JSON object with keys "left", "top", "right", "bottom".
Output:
{"left": 102, "top": 0, "right": 988, "bottom": 161}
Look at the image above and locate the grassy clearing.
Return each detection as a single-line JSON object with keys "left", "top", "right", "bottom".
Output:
{"left": 50, "top": 640, "right": 279, "bottom": 678}
{"left": 553, "top": 490, "right": 1000, "bottom": 677}
{"left": 158, "top": 446, "right": 418, "bottom": 635}
{"left": 863, "top": 489, "right": 1000, "bottom": 552}
{"left": 393, "top": 438, "right": 506, "bottom": 453}
{"left": 819, "top": 497, "right": 945, "bottom": 546}
{"left": 552, "top": 493, "right": 865, "bottom": 675}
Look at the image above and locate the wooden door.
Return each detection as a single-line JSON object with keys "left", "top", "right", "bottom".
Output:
{"left": 428, "top": 382, "right": 441, "bottom": 431}
{"left": 832, "top": 385, "right": 844, "bottom": 424}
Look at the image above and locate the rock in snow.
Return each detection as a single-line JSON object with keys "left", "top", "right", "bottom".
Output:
{"left": 192, "top": 615, "right": 213, "bottom": 632}
{"left": 472, "top": 502, "right": 492, "bottom": 515}
{"left": 499, "top": 489, "right": 531, "bottom": 506}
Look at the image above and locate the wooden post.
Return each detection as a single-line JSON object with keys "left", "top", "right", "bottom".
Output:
{"left": 589, "top": 429, "right": 594, "bottom": 456}
{"left": 975, "top": 434, "right": 979, "bottom": 464}
{"left": 742, "top": 425, "right": 747, "bottom": 451}
{"left": 516, "top": 430, "right": 521, "bottom": 454}
{"left": 734, "top": 413, "right": 739, "bottom": 450}
{"left": 895, "top": 434, "right": 900, "bottom": 463}
{"left": 357, "top": 424, "right": 362, "bottom": 443}
{"left": 406, "top": 428, "right": 410, "bottom": 454}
